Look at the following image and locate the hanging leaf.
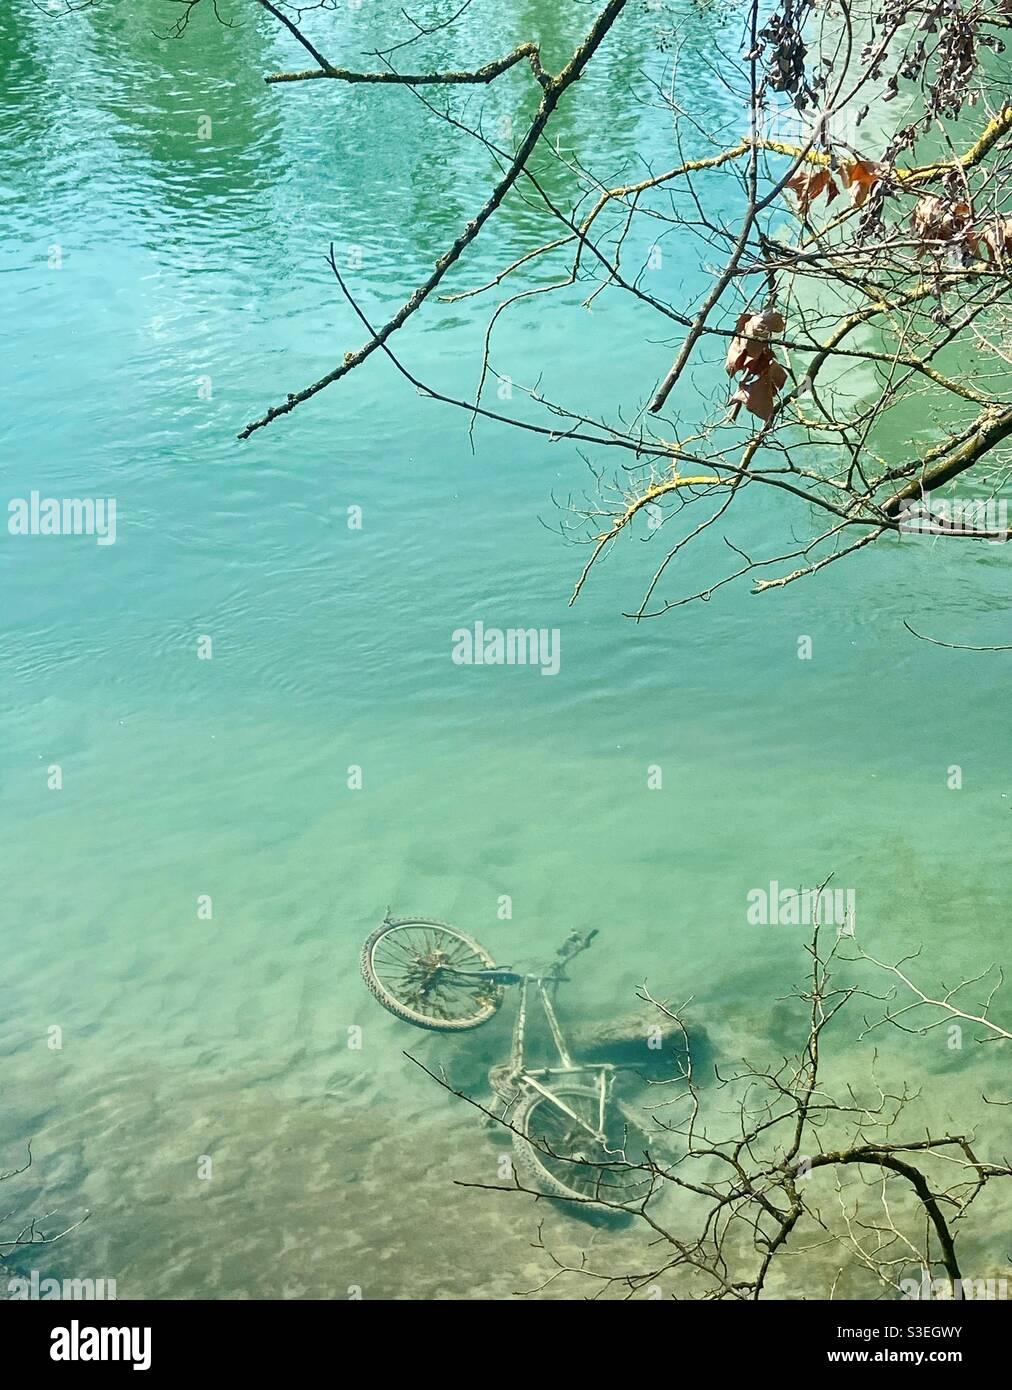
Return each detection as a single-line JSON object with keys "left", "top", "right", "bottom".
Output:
{"left": 911, "top": 195, "right": 974, "bottom": 254}
{"left": 730, "top": 360, "right": 788, "bottom": 423}
{"left": 785, "top": 166, "right": 840, "bottom": 216}
{"left": 725, "top": 306, "right": 788, "bottom": 424}
{"left": 725, "top": 308, "right": 786, "bottom": 376}
{"left": 839, "top": 158, "right": 886, "bottom": 207}
{"left": 980, "top": 217, "right": 1012, "bottom": 261}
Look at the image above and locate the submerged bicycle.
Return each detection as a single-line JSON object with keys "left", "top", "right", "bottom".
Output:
{"left": 361, "top": 915, "right": 654, "bottom": 1215}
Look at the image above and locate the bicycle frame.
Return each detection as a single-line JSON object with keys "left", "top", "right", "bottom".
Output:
{"left": 448, "top": 952, "right": 619, "bottom": 1143}
{"left": 510, "top": 974, "right": 614, "bottom": 1139}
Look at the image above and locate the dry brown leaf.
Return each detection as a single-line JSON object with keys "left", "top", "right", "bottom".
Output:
{"left": 725, "top": 308, "right": 786, "bottom": 376}
{"left": 786, "top": 166, "right": 840, "bottom": 216}
{"left": 726, "top": 307, "right": 787, "bottom": 423}
{"left": 912, "top": 195, "right": 974, "bottom": 253}
{"left": 730, "top": 360, "right": 788, "bottom": 422}
{"left": 979, "top": 217, "right": 1012, "bottom": 261}
{"left": 839, "top": 158, "right": 886, "bottom": 208}
{"left": 729, "top": 359, "right": 788, "bottom": 423}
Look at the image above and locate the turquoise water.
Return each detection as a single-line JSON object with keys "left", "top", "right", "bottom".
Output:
{"left": 1, "top": 1, "right": 1008, "bottom": 1299}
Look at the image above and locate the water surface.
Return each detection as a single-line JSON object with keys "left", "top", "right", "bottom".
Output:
{"left": 1, "top": 0, "right": 1008, "bottom": 1299}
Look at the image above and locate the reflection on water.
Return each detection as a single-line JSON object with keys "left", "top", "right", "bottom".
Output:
{"left": 0, "top": 0, "right": 1008, "bottom": 1299}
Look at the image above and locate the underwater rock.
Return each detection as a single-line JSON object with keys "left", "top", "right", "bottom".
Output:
{"left": 568, "top": 1008, "right": 703, "bottom": 1066}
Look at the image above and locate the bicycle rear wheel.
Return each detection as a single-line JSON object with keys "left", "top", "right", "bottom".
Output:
{"left": 512, "top": 1084, "right": 653, "bottom": 1219}
{"left": 361, "top": 917, "right": 504, "bottom": 1032}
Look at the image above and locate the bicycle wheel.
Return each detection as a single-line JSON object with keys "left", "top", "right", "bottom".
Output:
{"left": 361, "top": 917, "right": 504, "bottom": 1032}
{"left": 512, "top": 1084, "right": 653, "bottom": 1218}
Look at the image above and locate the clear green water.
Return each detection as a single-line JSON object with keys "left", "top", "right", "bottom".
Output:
{"left": 1, "top": 1, "right": 1008, "bottom": 1298}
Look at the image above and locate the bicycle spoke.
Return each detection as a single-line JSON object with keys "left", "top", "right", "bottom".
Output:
{"left": 526, "top": 1092, "right": 652, "bottom": 1205}
{"left": 368, "top": 923, "right": 502, "bottom": 1025}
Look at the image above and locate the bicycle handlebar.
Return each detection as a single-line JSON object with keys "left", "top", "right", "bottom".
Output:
{"left": 547, "top": 928, "right": 598, "bottom": 975}
{"left": 436, "top": 930, "right": 598, "bottom": 986}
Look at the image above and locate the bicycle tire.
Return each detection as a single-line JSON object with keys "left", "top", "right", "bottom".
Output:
{"left": 361, "top": 916, "right": 504, "bottom": 1032}
{"left": 511, "top": 1084, "right": 651, "bottom": 1219}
